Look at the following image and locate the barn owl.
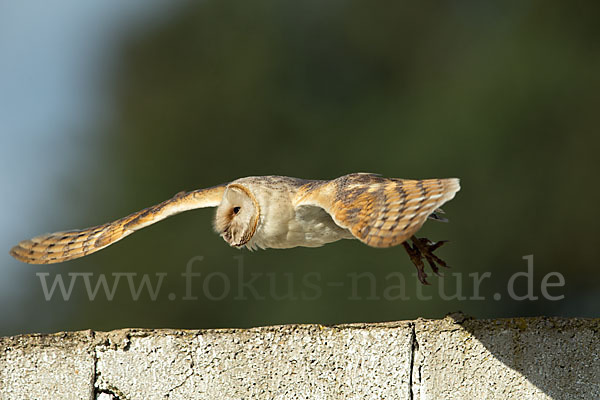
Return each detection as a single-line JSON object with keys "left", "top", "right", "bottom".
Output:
{"left": 10, "top": 173, "right": 460, "bottom": 284}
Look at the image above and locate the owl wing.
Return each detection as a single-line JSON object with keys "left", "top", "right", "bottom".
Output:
{"left": 295, "top": 174, "right": 460, "bottom": 248}
{"left": 10, "top": 184, "right": 227, "bottom": 264}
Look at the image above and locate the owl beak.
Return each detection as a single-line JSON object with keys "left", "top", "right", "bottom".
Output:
{"left": 221, "top": 229, "right": 248, "bottom": 248}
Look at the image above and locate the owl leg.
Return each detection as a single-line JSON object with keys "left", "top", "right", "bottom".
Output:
{"left": 402, "top": 241, "right": 429, "bottom": 285}
{"left": 403, "top": 236, "right": 450, "bottom": 284}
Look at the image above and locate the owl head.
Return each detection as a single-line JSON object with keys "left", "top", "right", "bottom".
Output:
{"left": 214, "top": 184, "right": 260, "bottom": 247}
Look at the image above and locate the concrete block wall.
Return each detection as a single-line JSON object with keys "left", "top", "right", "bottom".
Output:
{"left": 1, "top": 316, "right": 598, "bottom": 399}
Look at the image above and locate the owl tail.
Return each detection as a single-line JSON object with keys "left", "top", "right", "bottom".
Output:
{"left": 428, "top": 209, "right": 449, "bottom": 222}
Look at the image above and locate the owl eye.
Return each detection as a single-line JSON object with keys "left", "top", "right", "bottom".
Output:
{"left": 233, "top": 206, "right": 241, "bottom": 215}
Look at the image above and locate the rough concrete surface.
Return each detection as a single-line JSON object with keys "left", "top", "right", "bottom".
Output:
{"left": 1, "top": 316, "right": 598, "bottom": 400}
{"left": 413, "top": 316, "right": 599, "bottom": 399}
{"left": 0, "top": 330, "right": 96, "bottom": 400}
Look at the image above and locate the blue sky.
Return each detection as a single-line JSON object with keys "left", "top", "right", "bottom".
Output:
{"left": 0, "top": 0, "right": 183, "bottom": 332}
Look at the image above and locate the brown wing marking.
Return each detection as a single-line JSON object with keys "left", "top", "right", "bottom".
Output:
{"left": 10, "top": 184, "right": 227, "bottom": 264}
{"left": 296, "top": 173, "right": 460, "bottom": 248}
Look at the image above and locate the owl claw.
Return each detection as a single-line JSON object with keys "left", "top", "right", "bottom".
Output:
{"left": 403, "top": 236, "right": 450, "bottom": 284}
{"left": 402, "top": 241, "right": 430, "bottom": 284}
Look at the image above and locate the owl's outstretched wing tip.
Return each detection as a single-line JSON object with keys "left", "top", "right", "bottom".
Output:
{"left": 10, "top": 184, "right": 228, "bottom": 264}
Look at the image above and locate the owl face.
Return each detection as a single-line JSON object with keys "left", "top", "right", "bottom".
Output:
{"left": 213, "top": 184, "right": 260, "bottom": 247}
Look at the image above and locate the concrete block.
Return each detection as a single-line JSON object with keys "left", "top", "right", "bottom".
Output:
{"left": 0, "top": 331, "right": 95, "bottom": 400}
{"left": 1, "top": 317, "right": 598, "bottom": 399}
{"left": 413, "top": 316, "right": 600, "bottom": 400}
{"left": 94, "top": 322, "right": 413, "bottom": 399}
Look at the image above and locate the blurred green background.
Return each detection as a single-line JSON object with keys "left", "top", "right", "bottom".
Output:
{"left": 1, "top": 0, "right": 599, "bottom": 336}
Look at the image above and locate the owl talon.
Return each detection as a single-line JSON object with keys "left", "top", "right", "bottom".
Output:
{"left": 403, "top": 236, "right": 451, "bottom": 284}
{"left": 426, "top": 258, "right": 440, "bottom": 276}
{"left": 402, "top": 241, "right": 430, "bottom": 285}
{"left": 422, "top": 240, "right": 450, "bottom": 273}
{"left": 429, "top": 240, "right": 448, "bottom": 252}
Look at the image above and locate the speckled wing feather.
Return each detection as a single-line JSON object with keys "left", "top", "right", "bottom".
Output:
{"left": 10, "top": 185, "right": 227, "bottom": 264}
{"left": 295, "top": 174, "right": 460, "bottom": 248}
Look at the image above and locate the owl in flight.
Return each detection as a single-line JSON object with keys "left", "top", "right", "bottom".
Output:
{"left": 10, "top": 173, "right": 460, "bottom": 284}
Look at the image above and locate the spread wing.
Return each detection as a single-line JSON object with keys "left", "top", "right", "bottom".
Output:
{"left": 10, "top": 184, "right": 227, "bottom": 264}
{"left": 295, "top": 173, "right": 460, "bottom": 248}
